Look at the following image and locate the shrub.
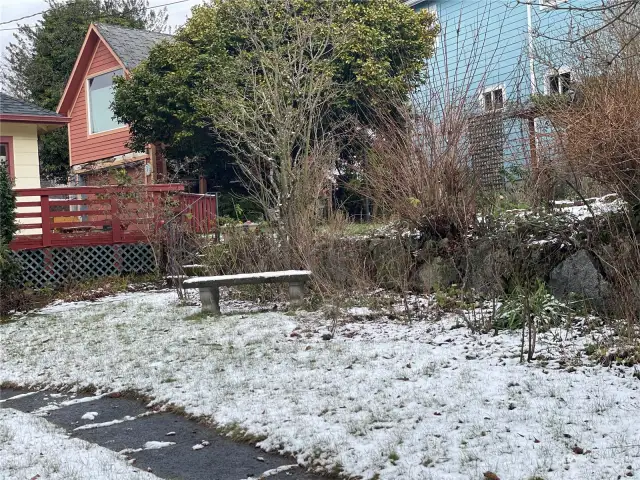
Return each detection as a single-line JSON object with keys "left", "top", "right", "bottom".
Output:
{"left": 364, "top": 96, "right": 479, "bottom": 240}
{"left": 495, "top": 281, "right": 571, "bottom": 332}
{"left": 0, "top": 164, "right": 19, "bottom": 316}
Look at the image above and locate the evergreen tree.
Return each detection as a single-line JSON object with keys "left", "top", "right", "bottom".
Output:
{"left": 2, "top": 0, "right": 168, "bottom": 182}
{"left": 0, "top": 164, "right": 18, "bottom": 316}
{"left": 0, "top": 165, "right": 17, "bottom": 245}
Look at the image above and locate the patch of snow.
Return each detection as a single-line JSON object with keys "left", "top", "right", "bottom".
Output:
{"left": 182, "top": 270, "right": 311, "bottom": 287}
{"left": 143, "top": 441, "right": 176, "bottom": 450}
{"left": 0, "top": 390, "right": 41, "bottom": 403}
{"left": 2, "top": 290, "right": 640, "bottom": 480}
{"left": 61, "top": 393, "right": 110, "bottom": 406}
{"left": 346, "top": 306, "right": 374, "bottom": 316}
{"left": 33, "top": 393, "right": 111, "bottom": 416}
{"left": 192, "top": 444, "right": 204, "bottom": 451}
{"left": 166, "top": 431, "right": 176, "bottom": 436}
{"left": 0, "top": 408, "right": 158, "bottom": 479}
{"left": 81, "top": 411, "right": 99, "bottom": 420}
{"left": 560, "top": 195, "right": 625, "bottom": 220}
{"left": 240, "top": 464, "right": 298, "bottom": 479}
{"left": 74, "top": 415, "right": 136, "bottom": 431}
{"left": 118, "top": 440, "right": 176, "bottom": 455}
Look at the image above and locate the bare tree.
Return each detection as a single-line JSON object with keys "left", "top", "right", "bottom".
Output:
{"left": 520, "top": 0, "right": 640, "bottom": 64}
{"left": 204, "top": 0, "right": 349, "bottom": 248}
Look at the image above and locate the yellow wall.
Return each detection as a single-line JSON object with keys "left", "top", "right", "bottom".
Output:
{"left": 0, "top": 122, "right": 42, "bottom": 234}
{"left": 0, "top": 121, "right": 41, "bottom": 189}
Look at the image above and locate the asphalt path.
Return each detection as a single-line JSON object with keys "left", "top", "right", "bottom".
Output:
{"left": 0, "top": 387, "right": 327, "bottom": 480}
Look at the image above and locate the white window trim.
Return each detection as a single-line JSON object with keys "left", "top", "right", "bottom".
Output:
{"left": 544, "top": 66, "right": 571, "bottom": 95}
{"left": 540, "top": 0, "right": 568, "bottom": 11}
{"left": 85, "top": 67, "right": 126, "bottom": 136}
{"left": 480, "top": 84, "right": 506, "bottom": 112}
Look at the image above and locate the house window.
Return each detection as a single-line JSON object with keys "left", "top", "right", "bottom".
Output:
{"left": 87, "top": 69, "right": 124, "bottom": 134}
{"left": 0, "top": 137, "right": 14, "bottom": 179}
{"left": 547, "top": 71, "right": 571, "bottom": 94}
{"left": 483, "top": 87, "right": 504, "bottom": 112}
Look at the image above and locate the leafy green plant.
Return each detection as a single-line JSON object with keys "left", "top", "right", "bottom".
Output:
{"left": 495, "top": 281, "right": 570, "bottom": 331}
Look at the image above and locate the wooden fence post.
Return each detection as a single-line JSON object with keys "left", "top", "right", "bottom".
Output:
{"left": 41, "top": 194, "right": 52, "bottom": 248}
{"left": 111, "top": 196, "right": 122, "bottom": 243}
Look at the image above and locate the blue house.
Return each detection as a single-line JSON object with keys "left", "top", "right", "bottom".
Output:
{"left": 406, "top": 0, "right": 599, "bottom": 186}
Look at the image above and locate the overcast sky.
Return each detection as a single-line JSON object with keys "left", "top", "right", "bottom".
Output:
{"left": 0, "top": 0, "right": 204, "bottom": 89}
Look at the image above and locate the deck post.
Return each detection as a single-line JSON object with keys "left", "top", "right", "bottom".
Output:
{"left": 289, "top": 281, "right": 305, "bottom": 306}
{"left": 199, "top": 286, "right": 221, "bottom": 315}
{"left": 41, "top": 194, "right": 51, "bottom": 247}
{"left": 111, "top": 196, "right": 122, "bottom": 243}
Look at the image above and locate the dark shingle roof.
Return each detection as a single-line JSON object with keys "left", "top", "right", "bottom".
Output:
{"left": 94, "top": 23, "right": 172, "bottom": 70}
{"left": 0, "top": 93, "right": 64, "bottom": 117}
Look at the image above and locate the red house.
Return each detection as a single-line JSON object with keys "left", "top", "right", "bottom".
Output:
{"left": 57, "top": 23, "right": 171, "bottom": 186}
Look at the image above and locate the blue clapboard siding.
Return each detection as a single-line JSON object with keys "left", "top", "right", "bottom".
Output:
{"left": 407, "top": 0, "right": 600, "bottom": 171}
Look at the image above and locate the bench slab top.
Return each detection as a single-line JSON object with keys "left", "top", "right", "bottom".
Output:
{"left": 183, "top": 270, "right": 311, "bottom": 288}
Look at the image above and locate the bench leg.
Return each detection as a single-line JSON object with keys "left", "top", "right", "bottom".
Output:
{"left": 199, "top": 286, "right": 220, "bottom": 315}
{"left": 288, "top": 282, "right": 305, "bottom": 307}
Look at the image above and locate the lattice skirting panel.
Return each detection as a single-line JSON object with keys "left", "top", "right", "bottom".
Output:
{"left": 13, "top": 244, "right": 155, "bottom": 289}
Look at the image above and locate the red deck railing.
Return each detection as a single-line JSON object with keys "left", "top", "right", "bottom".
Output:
{"left": 9, "top": 184, "right": 217, "bottom": 251}
{"left": 177, "top": 193, "right": 218, "bottom": 234}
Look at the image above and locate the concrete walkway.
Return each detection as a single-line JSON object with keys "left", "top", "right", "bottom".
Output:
{"left": 0, "top": 388, "right": 326, "bottom": 480}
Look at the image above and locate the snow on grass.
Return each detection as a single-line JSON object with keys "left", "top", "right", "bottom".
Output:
{"left": 0, "top": 408, "right": 158, "bottom": 480}
{"left": 559, "top": 193, "right": 625, "bottom": 220}
{"left": 2, "top": 290, "right": 640, "bottom": 479}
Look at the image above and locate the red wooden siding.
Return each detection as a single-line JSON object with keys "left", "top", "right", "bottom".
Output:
{"left": 68, "top": 39, "right": 133, "bottom": 167}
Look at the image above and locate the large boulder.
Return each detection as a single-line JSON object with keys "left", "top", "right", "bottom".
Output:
{"left": 549, "top": 249, "right": 611, "bottom": 309}
{"left": 464, "top": 239, "right": 511, "bottom": 296}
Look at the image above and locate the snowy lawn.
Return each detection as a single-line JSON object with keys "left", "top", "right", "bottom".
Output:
{"left": 0, "top": 407, "right": 158, "bottom": 480}
{"left": 1, "top": 290, "right": 640, "bottom": 480}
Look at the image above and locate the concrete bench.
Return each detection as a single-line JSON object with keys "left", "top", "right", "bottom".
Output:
{"left": 182, "top": 270, "right": 312, "bottom": 315}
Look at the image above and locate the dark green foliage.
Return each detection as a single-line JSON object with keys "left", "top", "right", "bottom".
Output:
{"left": 2, "top": 0, "right": 168, "bottom": 183}
{"left": 0, "top": 165, "right": 17, "bottom": 245}
{"left": 0, "top": 165, "right": 19, "bottom": 316}
{"left": 112, "top": 0, "right": 439, "bottom": 194}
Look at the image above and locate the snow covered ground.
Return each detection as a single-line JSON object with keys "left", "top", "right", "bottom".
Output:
{"left": 0, "top": 407, "right": 158, "bottom": 480}
{"left": 2, "top": 290, "right": 640, "bottom": 480}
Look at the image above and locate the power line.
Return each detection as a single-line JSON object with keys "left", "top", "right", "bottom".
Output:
{"left": 0, "top": 11, "right": 46, "bottom": 26}
{"left": 0, "top": 0, "right": 195, "bottom": 27}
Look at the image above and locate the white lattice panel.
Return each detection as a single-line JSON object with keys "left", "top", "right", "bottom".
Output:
{"left": 13, "top": 244, "right": 155, "bottom": 288}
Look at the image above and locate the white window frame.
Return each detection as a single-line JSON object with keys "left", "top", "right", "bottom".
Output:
{"left": 86, "top": 67, "right": 126, "bottom": 136}
{"left": 480, "top": 84, "right": 506, "bottom": 112}
{"left": 545, "top": 67, "right": 572, "bottom": 95}
{"left": 540, "top": 0, "right": 568, "bottom": 11}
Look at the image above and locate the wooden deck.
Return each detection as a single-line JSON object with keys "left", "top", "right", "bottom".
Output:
{"left": 10, "top": 184, "right": 218, "bottom": 251}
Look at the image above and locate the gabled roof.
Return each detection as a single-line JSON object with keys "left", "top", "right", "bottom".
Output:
{"left": 57, "top": 23, "right": 172, "bottom": 115}
{"left": 0, "top": 92, "right": 70, "bottom": 124}
{"left": 94, "top": 23, "right": 172, "bottom": 71}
